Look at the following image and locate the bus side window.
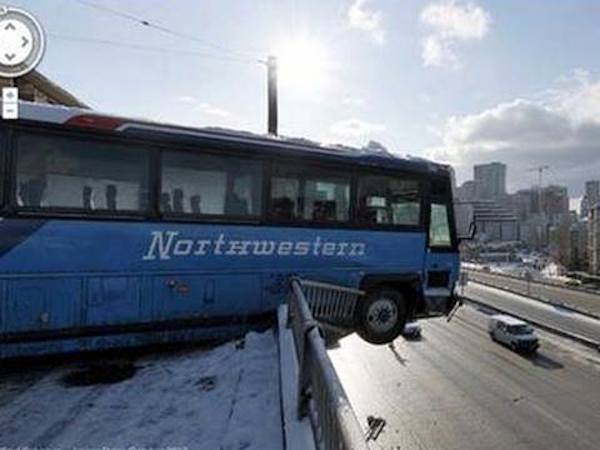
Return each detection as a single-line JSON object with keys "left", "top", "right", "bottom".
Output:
{"left": 269, "top": 165, "right": 350, "bottom": 222}
{"left": 429, "top": 203, "right": 452, "bottom": 247}
{"left": 161, "top": 193, "right": 172, "bottom": 213}
{"left": 161, "top": 150, "right": 262, "bottom": 217}
{"left": 304, "top": 177, "right": 349, "bottom": 222}
{"left": 106, "top": 184, "right": 118, "bottom": 211}
{"left": 15, "top": 132, "right": 151, "bottom": 213}
{"left": 270, "top": 173, "right": 300, "bottom": 220}
{"left": 172, "top": 188, "right": 184, "bottom": 213}
{"left": 357, "top": 175, "right": 421, "bottom": 226}
{"left": 190, "top": 195, "right": 202, "bottom": 213}
{"left": 82, "top": 186, "right": 94, "bottom": 210}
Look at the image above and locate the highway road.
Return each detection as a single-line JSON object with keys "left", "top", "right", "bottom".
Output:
{"left": 329, "top": 306, "right": 600, "bottom": 450}
{"left": 468, "top": 271, "right": 600, "bottom": 317}
{"left": 464, "top": 282, "right": 600, "bottom": 344}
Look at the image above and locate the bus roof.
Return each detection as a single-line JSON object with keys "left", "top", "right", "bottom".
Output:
{"left": 15, "top": 101, "right": 451, "bottom": 176}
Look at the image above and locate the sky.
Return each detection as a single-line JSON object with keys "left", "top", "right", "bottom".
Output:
{"left": 10, "top": 0, "right": 600, "bottom": 200}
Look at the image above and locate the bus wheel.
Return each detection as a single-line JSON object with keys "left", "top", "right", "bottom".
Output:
{"left": 356, "top": 288, "right": 407, "bottom": 345}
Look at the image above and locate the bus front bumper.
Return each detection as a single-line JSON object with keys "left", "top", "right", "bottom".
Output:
{"left": 418, "top": 287, "right": 458, "bottom": 318}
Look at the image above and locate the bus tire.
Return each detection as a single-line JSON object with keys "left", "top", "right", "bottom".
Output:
{"left": 356, "top": 288, "right": 407, "bottom": 345}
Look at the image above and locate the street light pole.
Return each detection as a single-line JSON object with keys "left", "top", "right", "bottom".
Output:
{"left": 267, "top": 55, "right": 278, "bottom": 135}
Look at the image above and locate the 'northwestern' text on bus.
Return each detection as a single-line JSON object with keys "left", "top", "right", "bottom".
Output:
{"left": 143, "top": 231, "right": 368, "bottom": 261}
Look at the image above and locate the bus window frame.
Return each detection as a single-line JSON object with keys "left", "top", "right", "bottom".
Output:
{"left": 267, "top": 161, "right": 354, "bottom": 225}
{"left": 264, "top": 157, "right": 427, "bottom": 232}
{"left": 426, "top": 176, "right": 458, "bottom": 252}
{"left": 159, "top": 148, "right": 265, "bottom": 222}
{"left": 4, "top": 119, "right": 434, "bottom": 233}
{"left": 356, "top": 172, "right": 425, "bottom": 228}
{"left": 9, "top": 124, "right": 156, "bottom": 220}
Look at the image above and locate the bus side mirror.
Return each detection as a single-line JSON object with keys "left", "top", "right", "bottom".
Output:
{"left": 458, "top": 221, "right": 477, "bottom": 242}
{"left": 454, "top": 202, "right": 476, "bottom": 241}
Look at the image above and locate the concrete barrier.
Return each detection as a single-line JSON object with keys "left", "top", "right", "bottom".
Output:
{"left": 466, "top": 271, "right": 600, "bottom": 321}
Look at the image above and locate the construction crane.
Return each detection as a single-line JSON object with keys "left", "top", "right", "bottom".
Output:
{"left": 529, "top": 165, "right": 550, "bottom": 188}
{"left": 529, "top": 165, "right": 550, "bottom": 217}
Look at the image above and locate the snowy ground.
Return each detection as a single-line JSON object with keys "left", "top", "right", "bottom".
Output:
{"left": 0, "top": 331, "right": 283, "bottom": 450}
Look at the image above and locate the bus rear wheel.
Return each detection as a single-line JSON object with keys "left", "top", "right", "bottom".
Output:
{"left": 356, "top": 288, "right": 407, "bottom": 345}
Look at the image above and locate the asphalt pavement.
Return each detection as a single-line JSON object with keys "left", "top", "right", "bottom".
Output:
{"left": 329, "top": 306, "right": 600, "bottom": 450}
{"left": 467, "top": 271, "right": 600, "bottom": 317}
{"left": 463, "top": 282, "right": 600, "bottom": 344}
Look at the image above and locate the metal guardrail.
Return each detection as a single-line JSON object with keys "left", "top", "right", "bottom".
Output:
{"left": 299, "top": 279, "right": 364, "bottom": 328}
{"left": 466, "top": 267, "right": 600, "bottom": 296}
{"left": 465, "top": 269, "right": 600, "bottom": 320}
{"left": 287, "top": 278, "right": 369, "bottom": 450}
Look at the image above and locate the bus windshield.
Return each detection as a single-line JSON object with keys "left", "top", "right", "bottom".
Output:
{"left": 429, "top": 203, "right": 451, "bottom": 247}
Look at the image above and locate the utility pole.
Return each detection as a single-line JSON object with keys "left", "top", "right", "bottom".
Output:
{"left": 267, "top": 55, "right": 278, "bottom": 135}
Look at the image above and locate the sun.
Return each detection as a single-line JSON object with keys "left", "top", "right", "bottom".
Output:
{"left": 274, "top": 36, "right": 330, "bottom": 89}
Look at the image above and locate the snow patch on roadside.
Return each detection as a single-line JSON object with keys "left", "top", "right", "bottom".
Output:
{"left": 0, "top": 331, "right": 283, "bottom": 450}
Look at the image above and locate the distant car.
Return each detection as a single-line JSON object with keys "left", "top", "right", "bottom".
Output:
{"left": 402, "top": 321, "right": 422, "bottom": 339}
{"left": 488, "top": 315, "right": 539, "bottom": 353}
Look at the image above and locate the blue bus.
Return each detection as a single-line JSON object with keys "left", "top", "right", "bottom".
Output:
{"left": 0, "top": 102, "right": 461, "bottom": 358}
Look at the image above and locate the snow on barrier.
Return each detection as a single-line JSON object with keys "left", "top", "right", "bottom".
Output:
{"left": 284, "top": 278, "right": 368, "bottom": 450}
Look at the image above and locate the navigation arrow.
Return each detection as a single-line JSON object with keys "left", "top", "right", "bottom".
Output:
{"left": 4, "top": 22, "right": 15, "bottom": 31}
{"left": 5, "top": 53, "right": 15, "bottom": 61}
{"left": 21, "top": 36, "right": 28, "bottom": 47}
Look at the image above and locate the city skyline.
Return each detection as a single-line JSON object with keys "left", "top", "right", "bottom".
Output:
{"left": 458, "top": 160, "right": 597, "bottom": 213}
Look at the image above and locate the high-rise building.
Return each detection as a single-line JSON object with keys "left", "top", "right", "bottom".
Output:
{"left": 541, "top": 185, "right": 569, "bottom": 222}
{"left": 588, "top": 203, "right": 600, "bottom": 274}
{"left": 581, "top": 180, "right": 600, "bottom": 219}
{"left": 570, "top": 217, "right": 588, "bottom": 270}
{"left": 586, "top": 180, "right": 600, "bottom": 199}
{"left": 504, "top": 185, "right": 568, "bottom": 250}
{"left": 474, "top": 162, "right": 506, "bottom": 200}
{"left": 508, "top": 189, "right": 539, "bottom": 221}
{"left": 470, "top": 200, "right": 519, "bottom": 242}
{"left": 456, "top": 180, "right": 475, "bottom": 201}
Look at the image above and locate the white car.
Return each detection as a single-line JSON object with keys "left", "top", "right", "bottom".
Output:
{"left": 488, "top": 314, "right": 539, "bottom": 353}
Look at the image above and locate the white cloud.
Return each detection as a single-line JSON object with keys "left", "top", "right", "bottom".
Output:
{"left": 549, "top": 69, "right": 600, "bottom": 124}
{"left": 421, "top": 0, "right": 490, "bottom": 40}
{"left": 425, "top": 71, "right": 600, "bottom": 196}
{"left": 348, "top": 0, "right": 385, "bottom": 44}
{"left": 426, "top": 124, "right": 443, "bottom": 138}
{"left": 330, "top": 118, "right": 385, "bottom": 137}
{"left": 420, "top": 94, "right": 433, "bottom": 104}
{"left": 176, "top": 95, "right": 196, "bottom": 103}
{"left": 342, "top": 96, "right": 365, "bottom": 106}
{"left": 420, "top": 0, "right": 491, "bottom": 68}
{"left": 421, "top": 34, "right": 458, "bottom": 68}
{"left": 195, "top": 102, "right": 232, "bottom": 119}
